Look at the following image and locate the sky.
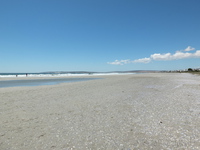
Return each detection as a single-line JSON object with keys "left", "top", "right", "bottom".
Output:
{"left": 1, "top": 0, "right": 200, "bottom": 73}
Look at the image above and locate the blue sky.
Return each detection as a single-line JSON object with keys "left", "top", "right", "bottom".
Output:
{"left": 1, "top": 0, "right": 200, "bottom": 72}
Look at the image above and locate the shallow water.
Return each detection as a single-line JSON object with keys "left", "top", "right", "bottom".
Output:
{"left": 0, "top": 78, "right": 99, "bottom": 88}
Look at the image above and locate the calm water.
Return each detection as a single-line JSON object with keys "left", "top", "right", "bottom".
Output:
{"left": 0, "top": 78, "right": 99, "bottom": 88}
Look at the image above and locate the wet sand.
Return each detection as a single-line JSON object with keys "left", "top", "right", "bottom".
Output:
{"left": 0, "top": 78, "right": 99, "bottom": 88}
{"left": 0, "top": 73, "right": 200, "bottom": 149}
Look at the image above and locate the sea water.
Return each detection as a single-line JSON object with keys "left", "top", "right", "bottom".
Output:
{"left": 0, "top": 72, "right": 135, "bottom": 88}
{"left": 0, "top": 72, "right": 130, "bottom": 78}
{"left": 0, "top": 78, "right": 99, "bottom": 88}
{"left": 0, "top": 73, "right": 89, "bottom": 78}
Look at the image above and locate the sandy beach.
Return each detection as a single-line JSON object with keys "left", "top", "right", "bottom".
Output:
{"left": 0, "top": 73, "right": 200, "bottom": 150}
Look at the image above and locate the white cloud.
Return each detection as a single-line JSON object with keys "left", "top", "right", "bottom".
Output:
{"left": 133, "top": 57, "right": 151, "bottom": 63}
{"left": 108, "top": 46, "right": 200, "bottom": 65}
{"left": 184, "top": 46, "right": 195, "bottom": 51}
{"left": 150, "top": 50, "right": 200, "bottom": 61}
{"left": 150, "top": 53, "right": 172, "bottom": 60}
{"left": 172, "top": 51, "right": 192, "bottom": 59}
{"left": 194, "top": 50, "right": 200, "bottom": 57}
{"left": 107, "top": 59, "right": 130, "bottom": 65}
{"left": 108, "top": 58, "right": 151, "bottom": 65}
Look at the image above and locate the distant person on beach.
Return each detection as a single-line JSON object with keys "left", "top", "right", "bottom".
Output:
{"left": 16, "top": 75, "right": 18, "bottom": 77}
{"left": 26, "top": 73, "right": 28, "bottom": 77}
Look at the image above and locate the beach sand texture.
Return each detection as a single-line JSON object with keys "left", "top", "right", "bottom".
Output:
{"left": 0, "top": 73, "right": 200, "bottom": 150}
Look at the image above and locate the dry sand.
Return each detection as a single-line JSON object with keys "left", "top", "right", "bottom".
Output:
{"left": 0, "top": 73, "right": 200, "bottom": 150}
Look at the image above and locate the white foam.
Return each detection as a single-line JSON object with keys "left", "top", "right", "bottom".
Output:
{"left": 0, "top": 73, "right": 135, "bottom": 78}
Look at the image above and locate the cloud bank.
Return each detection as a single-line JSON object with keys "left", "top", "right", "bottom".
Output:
{"left": 108, "top": 46, "right": 200, "bottom": 65}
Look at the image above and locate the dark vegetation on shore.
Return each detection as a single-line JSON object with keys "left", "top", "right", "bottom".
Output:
{"left": 187, "top": 68, "right": 200, "bottom": 75}
{"left": 167, "top": 68, "right": 200, "bottom": 75}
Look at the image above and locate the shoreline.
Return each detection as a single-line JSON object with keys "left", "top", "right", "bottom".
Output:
{"left": 0, "top": 72, "right": 136, "bottom": 80}
{"left": 0, "top": 77, "right": 101, "bottom": 88}
{"left": 0, "top": 73, "right": 199, "bottom": 149}
{"left": 0, "top": 73, "right": 135, "bottom": 81}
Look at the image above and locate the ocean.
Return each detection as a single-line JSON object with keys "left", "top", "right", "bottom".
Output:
{"left": 0, "top": 72, "right": 128, "bottom": 78}
{"left": 0, "top": 78, "right": 99, "bottom": 88}
{"left": 0, "top": 72, "right": 134, "bottom": 88}
{"left": 0, "top": 72, "right": 89, "bottom": 78}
